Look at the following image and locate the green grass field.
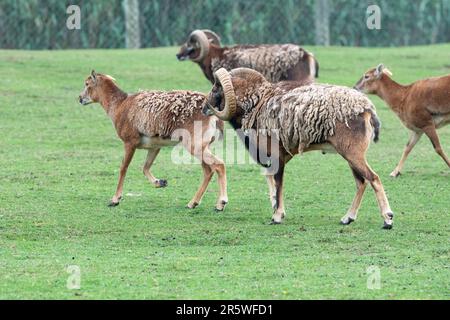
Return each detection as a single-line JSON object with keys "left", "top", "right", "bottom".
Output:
{"left": 0, "top": 45, "right": 449, "bottom": 299}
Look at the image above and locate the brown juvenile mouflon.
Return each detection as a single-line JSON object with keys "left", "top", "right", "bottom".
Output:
{"left": 354, "top": 64, "right": 450, "bottom": 177}
{"left": 78, "top": 71, "right": 228, "bottom": 210}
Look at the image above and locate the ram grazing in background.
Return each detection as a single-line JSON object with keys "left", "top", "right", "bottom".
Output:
{"left": 204, "top": 68, "right": 394, "bottom": 229}
{"left": 177, "top": 29, "right": 319, "bottom": 84}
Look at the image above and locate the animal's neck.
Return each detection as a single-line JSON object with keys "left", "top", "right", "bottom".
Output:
{"left": 228, "top": 116, "right": 243, "bottom": 131}
{"left": 253, "top": 83, "right": 279, "bottom": 111}
{"left": 376, "top": 75, "right": 407, "bottom": 112}
{"left": 98, "top": 83, "right": 128, "bottom": 117}
{"left": 197, "top": 45, "right": 224, "bottom": 83}
{"left": 241, "top": 84, "right": 277, "bottom": 130}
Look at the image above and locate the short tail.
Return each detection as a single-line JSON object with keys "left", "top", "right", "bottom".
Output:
{"left": 314, "top": 59, "right": 319, "bottom": 78}
{"left": 368, "top": 109, "right": 381, "bottom": 143}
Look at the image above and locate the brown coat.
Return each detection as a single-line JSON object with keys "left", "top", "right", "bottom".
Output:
{"left": 79, "top": 71, "right": 227, "bottom": 210}
{"left": 354, "top": 64, "right": 450, "bottom": 177}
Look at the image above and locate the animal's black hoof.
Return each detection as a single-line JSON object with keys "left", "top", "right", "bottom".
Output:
{"left": 270, "top": 219, "right": 282, "bottom": 225}
{"left": 383, "top": 221, "right": 393, "bottom": 230}
{"left": 387, "top": 212, "right": 394, "bottom": 220}
{"left": 340, "top": 217, "right": 355, "bottom": 225}
{"left": 390, "top": 171, "right": 401, "bottom": 178}
{"left": 214, "top": 200, "right": 228, "bottom": 212}
{"left": 186, "top": 202, "right": 199, "bottom": 209}
{"left": 156, "top": 179, "right": 168, "bottom": 188}
{"left": 108, "top": 201, "right": 120, "bottom": 207}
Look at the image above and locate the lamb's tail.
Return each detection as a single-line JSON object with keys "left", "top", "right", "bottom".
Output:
{"left": 368, "top": 109, "right": 381, "bottom": 143}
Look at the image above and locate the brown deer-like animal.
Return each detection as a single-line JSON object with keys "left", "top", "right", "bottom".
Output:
{"left": 78, "top": 71, "right": 228, "bottom": 210}
{"left": 354, "top": 64, "right": 450, "bottom": 177}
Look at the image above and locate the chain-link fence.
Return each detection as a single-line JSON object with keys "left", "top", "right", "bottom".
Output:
{"left": 1, "top": 0, "right": 450, "bottom": 49}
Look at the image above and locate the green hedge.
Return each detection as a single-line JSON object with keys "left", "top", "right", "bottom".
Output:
{"left": 0, "top": 0, "right": 449, "bottom": 49}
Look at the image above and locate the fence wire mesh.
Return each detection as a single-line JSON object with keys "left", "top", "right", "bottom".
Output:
{"left": 0, "top": 0, "right": 450, "bottom": 49}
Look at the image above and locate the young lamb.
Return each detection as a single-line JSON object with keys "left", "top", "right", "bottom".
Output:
{"left": 354, "top": 64, "right": 450, "bottom": 177}
{"left": 176, "top": 29, "right": 319, "bottom": 84}
{"left": 204, "top": 67, "right": 394, "bottom": 229}
{"left": 78, "top": 71, "right": 228, "bottom": 211}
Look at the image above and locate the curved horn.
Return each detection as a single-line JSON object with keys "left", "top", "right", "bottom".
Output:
{"left": 202, "top": 29, "right": 221, "bottom": 46}
{"left": 209, "top": 68, "right": 237, "bottom": 120}
{"left": 230, "top": 68, "right": 267, "bottom": 84}
{"left": 188, "top": 30, "right": 210, "bottom": 62}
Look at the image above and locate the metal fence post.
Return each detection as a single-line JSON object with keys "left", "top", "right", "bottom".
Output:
{"left": 123, "top": 0, "right": 141, "bottom": 49}
{"left": 315, "top": 0, "right": 330, "bottom": 46}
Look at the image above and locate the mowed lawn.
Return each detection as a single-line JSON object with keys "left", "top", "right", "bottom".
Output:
{"left": 0, "top": 45, "right": 449, "bottom": 299}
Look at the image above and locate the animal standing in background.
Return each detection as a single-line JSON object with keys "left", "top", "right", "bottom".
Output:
{"left": 177, "top": 29, "right": 319, "bottom": 84}
{"left": 78, "top": 71, "right": 228, "bottom": 211}
{"left": 354, "top": 64, "right": 450, "bottom": 177}
{"left": 204, "top": 68, "right": 394, "bottom": 229}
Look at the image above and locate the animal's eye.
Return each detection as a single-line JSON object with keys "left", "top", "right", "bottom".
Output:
{"left": 364, "top": 75, "right": 370, "bottom": 79}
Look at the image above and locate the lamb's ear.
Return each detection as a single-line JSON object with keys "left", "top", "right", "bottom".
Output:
{"left": 90, "top": 70, "right": 97, "bottom": 83}
{"left": 383, "top": 68, "right": 393, "bottom": 77}
{"left": 375, "top": 64, "right": 384, "bottom": 78}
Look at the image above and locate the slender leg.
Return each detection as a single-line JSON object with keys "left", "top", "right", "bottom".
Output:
{"left": 341, "top": 167, "right": 368, "bottom": 225}
{"left": 185, "top": 142, "right": 228, "bottom": 211}
{"left": 109, "top": 143, "right": 136, "bottom": 206}
{"left": 390, "top": 131, "right": 423, "bottom": 177}
{"left": 265, "top": 172, "right": 277, "bottom": 209}
{"left": 370, "top": 174, "right": 394, "bottom": 229}
{"left": 202, "top": 148, "right": 228, "bottom": 211}
{"left": 187, "top": 162, "right": 214, "bottom": 209}
{"left": 422, "top": 125, "right": 450, "bottom": 168}
{"left": 351, "top": 159, "right": 394, "bottom": 229}
{"left": 271, "top": 164, "right": 285, "bottom": 224}
{"left": 212, "top": 161, "right": 228, "bottom": 211}
{"left": 332, "top": 117, "right": 393, "bottom": 228}
{"left": 143, "top": 148, "right": 167, "bottom": 188}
